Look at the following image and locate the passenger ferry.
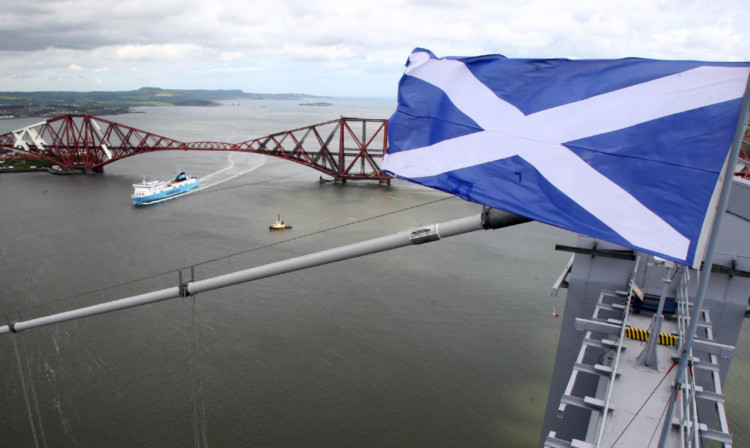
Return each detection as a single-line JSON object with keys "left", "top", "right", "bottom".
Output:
{"left": 131, "top": 172, "right": 200, "bottom": 205}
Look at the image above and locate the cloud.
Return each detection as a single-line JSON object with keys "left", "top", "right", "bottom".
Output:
{"left": 272, "top": 44, "right": 358, "bottom": 62}
{"left": 0, "top": 0, "right": 747, "bottom": 96}
{"left": 209, "top": 66, "right": 265, "bottom": 73}
{"left": 217, "top": 51, "right": 244, "bottom": 62}
{"left": 113, "top": 44, "right": 205, "bottom": 62}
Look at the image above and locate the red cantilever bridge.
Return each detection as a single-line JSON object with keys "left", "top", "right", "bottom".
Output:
{"left": 0, "top": 114, "right": 391, "bottom": 183}
{"left": 2, "top": 114, "right": 750, "bottom": 182}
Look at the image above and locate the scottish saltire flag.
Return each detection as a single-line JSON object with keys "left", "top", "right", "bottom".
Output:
{"left": 383, "top": 49, "right": 750, "bottom": 268}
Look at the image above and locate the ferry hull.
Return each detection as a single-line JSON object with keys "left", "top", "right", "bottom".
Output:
{"left": 132, "top": 180, "right": 200, "bottom": 205}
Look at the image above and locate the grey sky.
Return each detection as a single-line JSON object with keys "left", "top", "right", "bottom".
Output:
{"left": 1, "top": 0, "right": 747, "bottom": 97}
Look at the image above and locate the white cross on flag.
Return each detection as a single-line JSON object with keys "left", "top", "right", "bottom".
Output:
{"left": 383, "top": 49, "right": 750, "bottom": 268}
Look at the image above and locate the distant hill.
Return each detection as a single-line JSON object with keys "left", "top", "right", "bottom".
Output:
{"left": 0, "top": 88, "right": 326, "bottom": 118}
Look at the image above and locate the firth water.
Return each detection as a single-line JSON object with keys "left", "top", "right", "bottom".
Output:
{"left": 1, "top": 99, "right": 748, "bottom": 447}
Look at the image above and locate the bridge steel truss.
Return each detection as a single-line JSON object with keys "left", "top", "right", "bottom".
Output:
{"left": 4, "top": 114, "right": 750, "bottom": 182}
{"left": 0, "top": 114, "right": 391, "bottom": 182}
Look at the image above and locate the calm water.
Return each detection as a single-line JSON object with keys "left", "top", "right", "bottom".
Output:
{"left": 1, "top": 99, "right": 748, "bottom": 447}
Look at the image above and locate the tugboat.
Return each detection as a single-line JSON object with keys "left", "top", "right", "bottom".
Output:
{"left": 269, "top": 215, "right": 292, "bottom": 230}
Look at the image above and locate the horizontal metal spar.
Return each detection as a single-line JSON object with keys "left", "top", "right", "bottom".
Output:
{"left": 186, "top": 209, "right": 528, "bottom": 295}
{"left": 2, "top": 287, "right": 182, "bottom": 334}
{"left": 0, "top": 208, "right": 530, "bottom": 335}
{"left": 187, "top": 221, "right": 465, "bottom": 294}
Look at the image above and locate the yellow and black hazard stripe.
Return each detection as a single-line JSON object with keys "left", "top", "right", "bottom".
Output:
{"left": 657, "top": 332, "right": 677, "bottom": 346}
{"left": 624, "top": 326, "right": 677, "bottom": 346}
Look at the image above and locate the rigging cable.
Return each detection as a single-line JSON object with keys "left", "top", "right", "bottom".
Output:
{"left": 610, "top": 361, "right": 677, "bottom": 448}
{"left": 14, "top": 195, "right": 455, "bottom": 316}
{"left": 19, "top": 333, "right": 48, "bottom": 448}
{"left": 648, "top": 387, "right": 677, "bottom": 447}
{"left": 5, "top": 193, "right": 456, "bottom": 448}
{"left": 184, "top": 292, "right": 209, "bottom": 448}
{"left": 10, "top": 320, "right": 41, "bottom": 448}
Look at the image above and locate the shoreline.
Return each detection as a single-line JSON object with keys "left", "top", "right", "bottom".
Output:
{"left": 0, "top": 167, "right": 91, "bottom": 175}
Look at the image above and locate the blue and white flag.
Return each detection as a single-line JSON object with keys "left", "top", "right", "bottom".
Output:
{"left": 383, "top": 49, "right": 750, "bottom": 268}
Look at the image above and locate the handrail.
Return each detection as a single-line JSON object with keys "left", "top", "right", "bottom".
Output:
{"left": 674, "top": 266, "right": 704, "bottom": 448}
{"left": 594, "top": 255, "right": 641, "bottom": 447}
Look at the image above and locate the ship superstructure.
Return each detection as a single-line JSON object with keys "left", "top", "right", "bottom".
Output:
{"left": 131, "top": 172, "right": 199, "bottom": 205}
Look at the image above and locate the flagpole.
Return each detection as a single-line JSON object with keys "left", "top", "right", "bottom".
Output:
{"left": 658, "top": 72, "right": 750, "bottom": 447}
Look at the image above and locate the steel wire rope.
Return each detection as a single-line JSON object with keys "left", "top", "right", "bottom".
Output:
{"left": 7, "top": 188, "right": 454, "bottom": 447}
{"left": 13, "top": 195, "right": 456, "bottom": 316}
{"left": 648, "top": 390, "right": 676, "bottom": 447}
{"left": 11, "top": 331, "right": 41, "bottom": 448}
{"left": 610, "top": 361, "right": 677, "bottom": 448}
{"left": 19, "top": 333, "right": 48, "bottom": 448}
{"left": 184, "top": 296, "right": 201, "bottom": 448}
{"left": 189, "top": 195, "right": 455, "bottom": 268}
{"left": 184, "top": 294, "right": 208, "bottom": 448}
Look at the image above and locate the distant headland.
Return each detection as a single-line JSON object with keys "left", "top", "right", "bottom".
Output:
{"left": 0, "top": 87, "right": 329, "bottom": 118}
{"left": 299, "top": 102, "right": 332, "bottom": 107}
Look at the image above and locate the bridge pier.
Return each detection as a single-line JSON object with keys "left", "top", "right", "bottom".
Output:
{"left": 334, "top": 178, "right": 347, "bottom": 184}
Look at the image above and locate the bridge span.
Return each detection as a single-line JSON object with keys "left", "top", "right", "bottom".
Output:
{"left": 3, "top": 114, "right": 750, "bottom": 182}
{"left": 0, "top": 114, "right": 391, "bottom": 183}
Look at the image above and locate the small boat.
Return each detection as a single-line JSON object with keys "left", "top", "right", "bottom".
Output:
{"left": 131, "top": 172, "right": 200, "bottom": 205}
{"left": 269, "top": 215, "right": 292, "bottom": 230}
